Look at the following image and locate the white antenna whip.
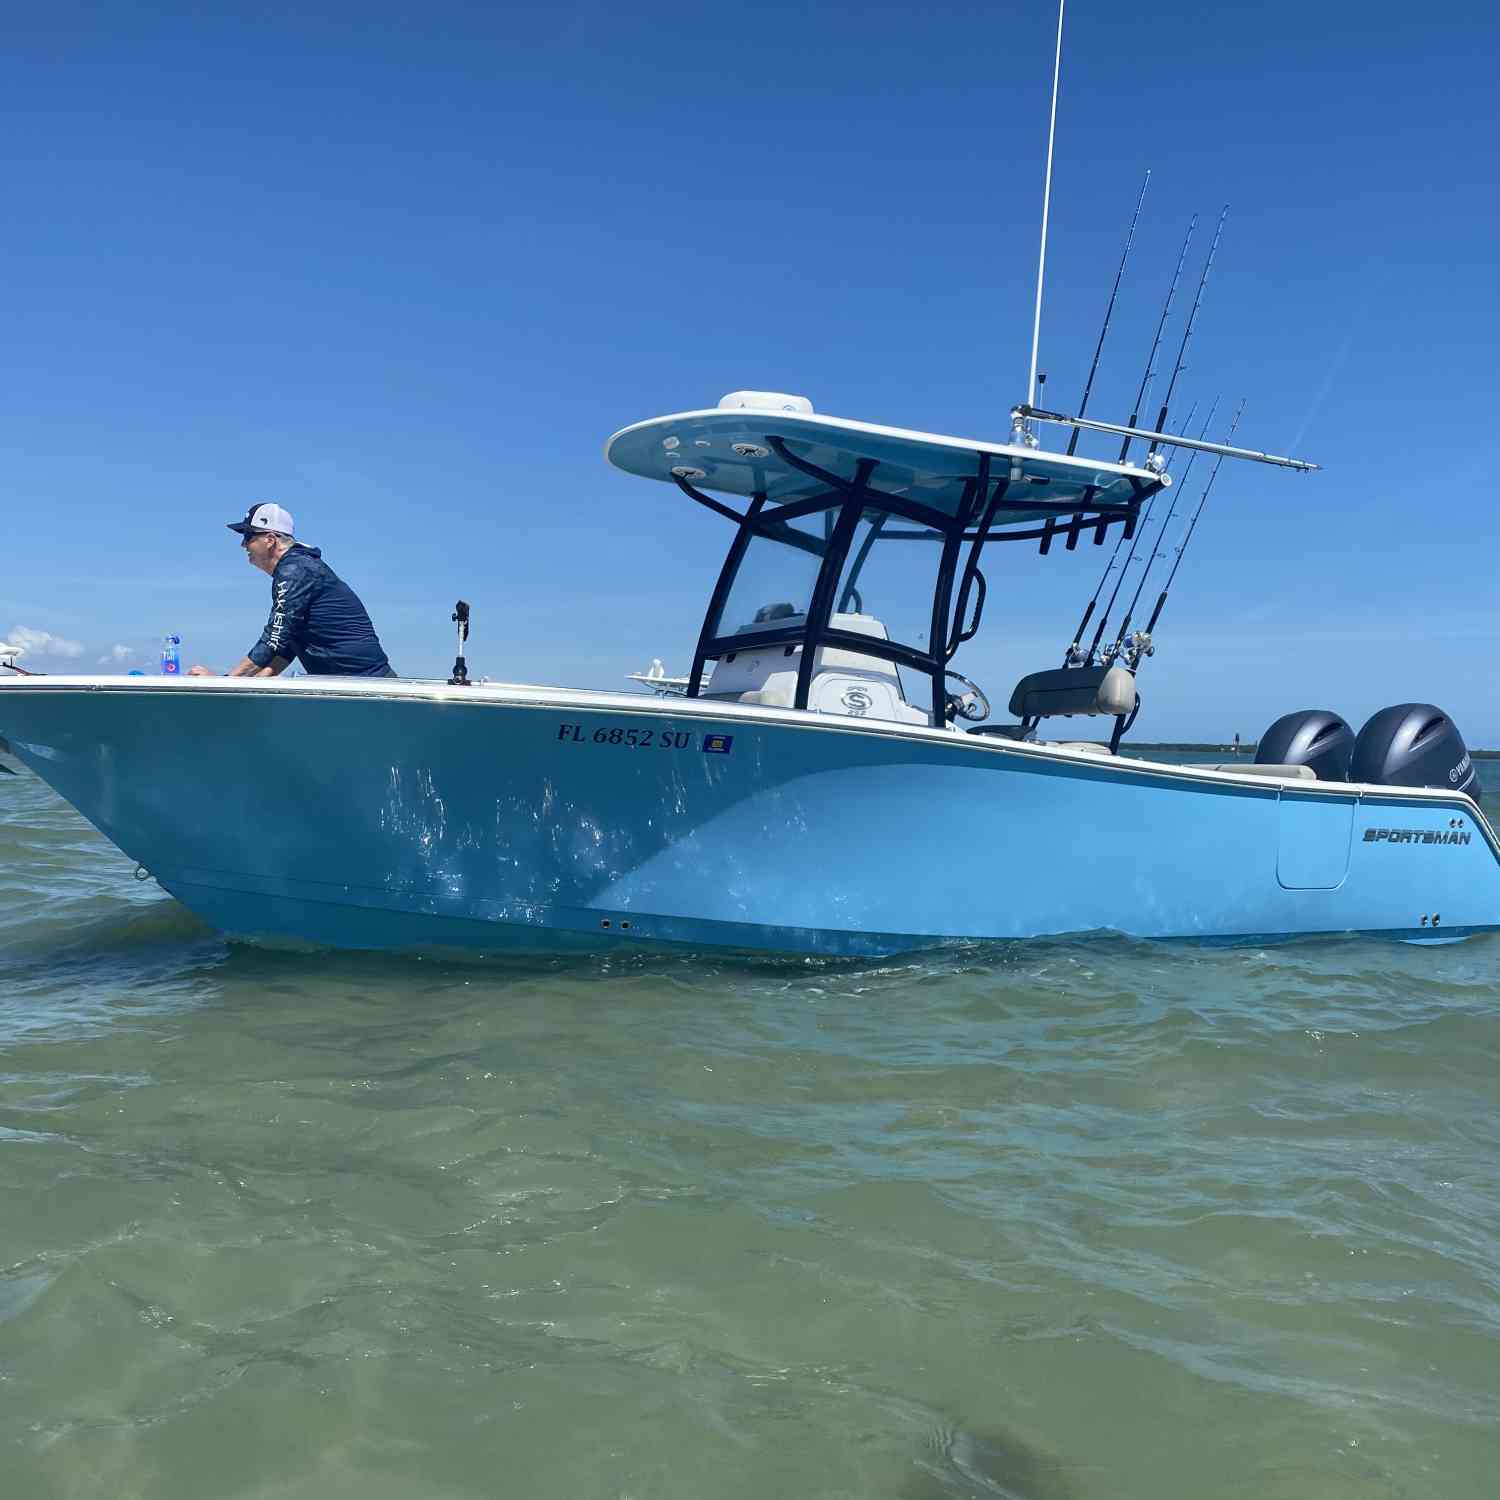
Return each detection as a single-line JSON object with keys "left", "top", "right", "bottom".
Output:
{"left": 1026, "top": 0, "right": 1066, "bottom": 420}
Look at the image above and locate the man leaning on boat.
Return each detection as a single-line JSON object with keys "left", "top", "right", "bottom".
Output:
{"left": 188, "top": 503, "right": 395, "bottom": 679}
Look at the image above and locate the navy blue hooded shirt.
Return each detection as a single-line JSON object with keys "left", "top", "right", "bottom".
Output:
{"left": 247, "top": 545, "right": 393, "bottom": 677}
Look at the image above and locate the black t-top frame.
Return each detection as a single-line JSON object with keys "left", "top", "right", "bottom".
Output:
{"left": 673, "top": 436, "right": 1157, "bottom": 727}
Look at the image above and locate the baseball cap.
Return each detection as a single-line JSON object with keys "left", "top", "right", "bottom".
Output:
{"left": 227, "top": 502, "right": 297, "bottom": 537}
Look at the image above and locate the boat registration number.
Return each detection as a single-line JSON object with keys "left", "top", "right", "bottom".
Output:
{"left": 555, "top": 723, "right": 733, "bottom": 754}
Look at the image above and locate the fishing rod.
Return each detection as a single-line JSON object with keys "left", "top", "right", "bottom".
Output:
{"left": 1067, "top": 168, "right": 1151, "bottom": 458}
{"left": 1147, "top": 205, "right": 1226, "bottom": 457}
{"left": 1117, "top": 214, "right": 1196, "bottom": 464}
{"left": 1103, "top": 398, "right": 1220, "bottom": 663}
{"left": 1083, "top": 401, "right": 1199, "bottom": 663}
{"left": 1132, "top": 400, "right": 1247, "bottom": 667}
{"left": 1063, "top": 530, "right": 1125, "bottom": 664}
{"left": 1063, "top": 545, "right": 1119, "bottom": 664}
{"left": 1061, "top": 359, "right": 1166, "bottom": 660}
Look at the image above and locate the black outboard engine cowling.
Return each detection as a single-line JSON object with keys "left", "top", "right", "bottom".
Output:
{"left": 1350, "top": 703, "right": 1478, "bottom": 797}
{"left": 1254, "top": 709, "right": 1355, "bottom": 781}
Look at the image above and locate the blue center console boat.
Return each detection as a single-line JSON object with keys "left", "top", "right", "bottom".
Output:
{"left": 2, "top": 392, "right": 1495, "bottom": 954}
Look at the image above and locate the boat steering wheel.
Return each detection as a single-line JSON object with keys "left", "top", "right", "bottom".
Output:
{"left": 944, "top": 670, "right": 991, "bottom": 723}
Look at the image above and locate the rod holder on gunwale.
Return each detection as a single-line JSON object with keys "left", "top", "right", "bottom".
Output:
{"left": 449, "top": 600, "right": 472, "bottom": 686}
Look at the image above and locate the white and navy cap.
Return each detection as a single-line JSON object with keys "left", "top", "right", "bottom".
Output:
{"left": 227, "top": 502, "right": 296, "bottom": 538}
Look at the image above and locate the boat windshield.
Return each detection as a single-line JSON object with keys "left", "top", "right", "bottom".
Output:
{"left": 711, "top": 507, "right": 835, "bottom": 639}
{"left": 835, "top": 510, "right": 946, "bottom": 653}
{"left": 712, "top": 505, "right": 947, "bottom": 655}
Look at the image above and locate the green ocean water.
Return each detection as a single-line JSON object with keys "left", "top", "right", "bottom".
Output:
{"left": 2, "top": 761, "right": 1499, "bottom": 1499}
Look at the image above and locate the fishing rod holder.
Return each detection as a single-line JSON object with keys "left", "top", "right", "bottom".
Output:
{"left": 449, "top": 600, "right": 472, "bottom": 687}
{"left": 1014, "top": 404, "right": 1318, "bottom": 472}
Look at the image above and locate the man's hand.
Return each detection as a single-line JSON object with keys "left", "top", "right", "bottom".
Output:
{"left": 188, "top": 657, "right": 288, "bottom": 679}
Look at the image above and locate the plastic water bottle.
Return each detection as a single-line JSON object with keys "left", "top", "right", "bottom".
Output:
{"left": 160, "top": 634, "right": 181, "bottom": 675}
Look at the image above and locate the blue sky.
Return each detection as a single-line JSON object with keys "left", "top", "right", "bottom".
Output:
{"left": 3, "top": 0, "right": 1498, "bottom": 741}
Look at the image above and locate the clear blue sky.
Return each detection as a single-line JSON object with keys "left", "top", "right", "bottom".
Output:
{"left": 4, "top": 0, "right": 1497, "bottom": 741}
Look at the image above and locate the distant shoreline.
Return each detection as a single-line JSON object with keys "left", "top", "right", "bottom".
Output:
{"left": 1124, "top": 743, "right": 1500, "bottom": 758}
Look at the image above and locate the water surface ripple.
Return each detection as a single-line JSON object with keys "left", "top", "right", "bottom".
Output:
{"left": 2, "top": 763, "right": 1498, "bottom": 1498}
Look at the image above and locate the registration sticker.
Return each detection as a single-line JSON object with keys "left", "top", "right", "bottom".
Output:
{"left": 702, "top": 734, "right": 734, "bottom": 755}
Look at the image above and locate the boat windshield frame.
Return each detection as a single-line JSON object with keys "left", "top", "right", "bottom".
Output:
{"left": 678, "top": 439, "right": 1161, "bottom": 724}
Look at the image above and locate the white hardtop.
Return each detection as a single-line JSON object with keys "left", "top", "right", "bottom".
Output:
{"left": 605, "top": 398, "right": 1164, "bottom": 519}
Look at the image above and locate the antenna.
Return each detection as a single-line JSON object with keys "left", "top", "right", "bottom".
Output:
{"left": 1148, "top": 205, "right": 1226, "bottom": 454}
{"left": 1024, "top": 0, "right": 1067, "bottom": 428}
{"left": 1118, "top": 215, "right": 1196, "bottom": 463}
{"left": 1068, "top": 168, "right": 1151, "bottom": 457}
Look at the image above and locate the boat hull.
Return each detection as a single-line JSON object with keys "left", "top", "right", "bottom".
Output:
{"left": 2, "top": 678, "right": 1497, "bottom": 955}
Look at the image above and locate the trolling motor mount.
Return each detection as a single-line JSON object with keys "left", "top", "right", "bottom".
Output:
{"left": 449, "top": 600, "right": 472, "bottom": 687}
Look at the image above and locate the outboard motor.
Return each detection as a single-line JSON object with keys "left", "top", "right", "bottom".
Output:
{"left": 1254, "top": 709, "right": 1355, "bottom": 781}
{"left": 1350, "top": 703, "right": 1478, "bottom": 797}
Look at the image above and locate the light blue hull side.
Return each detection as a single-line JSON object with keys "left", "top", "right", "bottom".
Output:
{"left": 3, "top": 681, "right": 1498, "bottom": 955}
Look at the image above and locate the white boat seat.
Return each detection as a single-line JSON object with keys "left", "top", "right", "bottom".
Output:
{"left": 1008, "top": 664, "right": 1137, "bottom": 720}
{"left": 1201, "top": 762, "right": 1316, "bottom": 779}
{"left": 707, "top": 612, "right": 927, "bottom": 725}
